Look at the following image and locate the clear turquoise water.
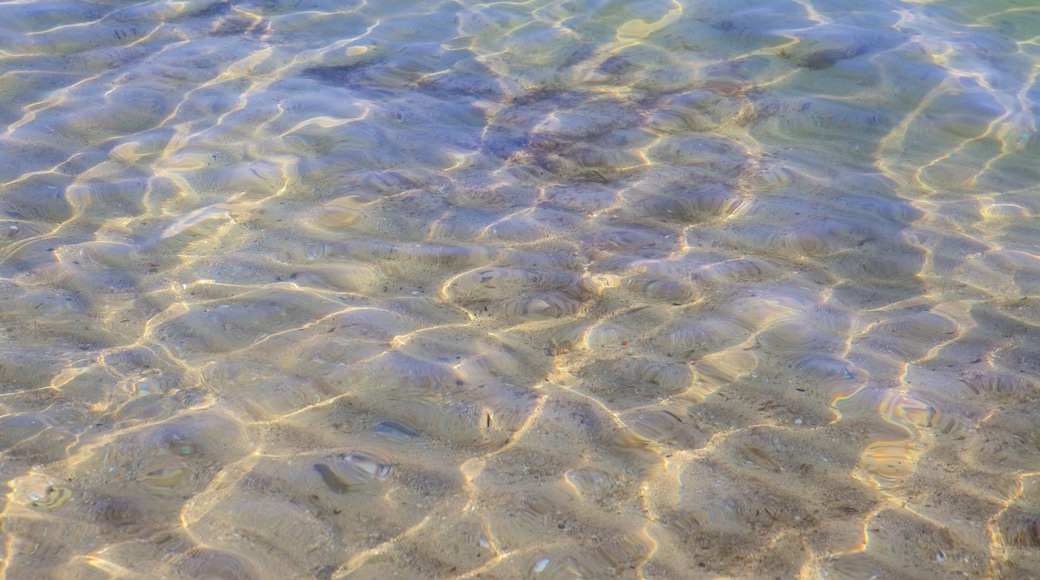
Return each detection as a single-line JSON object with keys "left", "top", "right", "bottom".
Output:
{"left": 0, "top": 0, "right": 1039, "bottom": 578}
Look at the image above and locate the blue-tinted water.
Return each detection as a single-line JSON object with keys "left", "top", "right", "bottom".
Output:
{"left": 0, "top": 0, "right": 1038, "bottom": 577}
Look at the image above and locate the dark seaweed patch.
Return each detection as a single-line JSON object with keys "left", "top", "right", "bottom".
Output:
{"left": 299, "top": 63, "right": 373, "bottom": 86}
{"left": 798, "top": 46, "right": 869, "bottom": 70}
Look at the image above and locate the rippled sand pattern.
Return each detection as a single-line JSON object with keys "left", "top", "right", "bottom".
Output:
{"left": 1, "top": 0, "right": 1039, "bottom": 578}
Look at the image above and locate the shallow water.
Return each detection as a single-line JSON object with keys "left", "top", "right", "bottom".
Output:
{"left": 0, "top": 0, "right": 1038, "bottom": 578}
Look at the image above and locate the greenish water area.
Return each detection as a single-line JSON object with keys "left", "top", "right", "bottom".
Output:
{"left": 0, "top": 0, "right": 1038, "bottom": 577}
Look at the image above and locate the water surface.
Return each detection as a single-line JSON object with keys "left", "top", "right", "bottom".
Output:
{"left": 1, "top": 0, "right": 1039, "bottom": 578}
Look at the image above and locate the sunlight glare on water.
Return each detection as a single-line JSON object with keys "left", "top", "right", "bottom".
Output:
{"left": 0, "top": 0, "right": 1039, "bottom": 578}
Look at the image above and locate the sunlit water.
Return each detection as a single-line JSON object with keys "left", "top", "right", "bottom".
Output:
{"left": 0, "top": 0, "right": 1038, "bottom": 578}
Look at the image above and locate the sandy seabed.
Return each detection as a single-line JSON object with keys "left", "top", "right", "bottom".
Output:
{"left": 0, "top": 0, "right": 1039, "bottom": 578}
